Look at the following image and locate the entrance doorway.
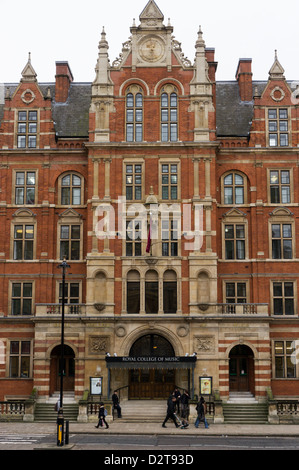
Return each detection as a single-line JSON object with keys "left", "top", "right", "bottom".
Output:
{"left": 229, "top": 345, "right": 254, "bottom": 393}
{"left": 128, "top": 334, "right": 175, "bottom": 399}
{"left": 50, "top": 345, "right": 75, "bottom": 395}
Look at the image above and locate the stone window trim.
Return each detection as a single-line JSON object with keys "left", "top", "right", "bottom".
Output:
{"left": 270, "top": 280, "right": 297, "bottom": 316}
{"left": 55, "top": 280, "right": 82, "bottom": 305}
{"left": 267, "top": 168, "right": 293, "bottom": 205}
{"left": 123, "top": 159, "right": 145, "bottom": 202}
{"left": 266, "top": 107, "right": 291, "bottom": 148}
{"left": 158, "top": 157, "right": 181, "bottom": 202}
{"left": 221, "top": 170, "right": 248, "bottom": 205}
{"left": 57, "top": 171, "right": 84, "bottom": 206}
{"left": 15, "top": 108, "right": 39, "bottom": 149}
{"left": 222, "top": 279, "right": 250, "bottom": 305}
{"left": 8, "top": 280, "right": 35, "bottom": 317}
{"left": 7, "top": 339, "right": 33, "bottom": 378}
{"left": 273, "top": 340, "right": 297, "bottom": 379}
{"left": 123, "top": 267, "right": 181, "bottom": 315}
{"left": 268, "top": 208, "right": 295, "bottom": 260}
{"left": 10, "top": 209, "right": 37, "bottom": 260}
{"left": 160, "top": 84, "right": 179, "bottom": 143}
{"left": 57, "top": 209, "right": 83, "bottom": 261}
{"left": 12, "top": 169, "right": 38, "bottom": 206}
{"left": 221, "top": 208, "right": 249, "bottom": 260}
{"left": 125, "top": 85, "right": 144, "bottom": 143}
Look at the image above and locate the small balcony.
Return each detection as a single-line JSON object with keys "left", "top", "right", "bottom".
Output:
{"left": 35, "top": 304, "right": 86, "bottom": 317}
{"left": 217, "top": 303, "right": 269, "bottom": 316}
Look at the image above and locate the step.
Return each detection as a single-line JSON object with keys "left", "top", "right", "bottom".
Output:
{"left": 222, "top": 403, "right": 268, "bottom": 424}
{"left": 34, "top": 403, "right": 79, "bottom": 422}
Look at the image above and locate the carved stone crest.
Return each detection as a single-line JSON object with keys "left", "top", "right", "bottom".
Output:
{"left": 194, "top": 336, "right": 215, "bottom": 354}
{"left": 89, "top": 336, "right": 110, "bottom": 354}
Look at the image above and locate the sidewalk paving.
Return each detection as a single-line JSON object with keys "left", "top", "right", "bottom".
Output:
{"left": 1, "top": 421, "right": 299, "bottom": 437}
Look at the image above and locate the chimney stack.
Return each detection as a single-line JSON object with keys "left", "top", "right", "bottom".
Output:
{"left": 55, "top": 62, "right": 73, "bottom": 103}
{"left": 236, "top": 59, "right": 252, "bottom": 102}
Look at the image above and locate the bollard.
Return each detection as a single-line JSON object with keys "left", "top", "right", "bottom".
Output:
{"left": 57, "top": 415, "right": 64, "bottom": 446}
{"left": 65, "top": 420, "right": 69, "bottom": 445}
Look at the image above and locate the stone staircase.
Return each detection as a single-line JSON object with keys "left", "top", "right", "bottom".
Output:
{"left": 223, "top": 393, "right": 268, "bottom": 424}
{"left": 34, "top": 392, "right": 79, "bottom": 422}
{"left": 115, "top": 400, "right": 168, "bottom": 423}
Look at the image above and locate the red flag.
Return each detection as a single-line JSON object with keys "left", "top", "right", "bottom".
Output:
{"left": 146, "top": 219, "right": 151, "bottom": 253}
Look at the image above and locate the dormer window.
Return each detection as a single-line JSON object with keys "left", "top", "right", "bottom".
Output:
{"left": 17, "top": 110, "right": 37, "bottom": 148}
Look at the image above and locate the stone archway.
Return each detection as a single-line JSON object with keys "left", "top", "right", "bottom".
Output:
{"left": 229, "top": 344, "right": 255, "bottom": 394}
{"left": 128, "top": 334, "right": 176, "bottom": 399}
{"left": 49, "top": 345, "right": 75, "bottom": 396}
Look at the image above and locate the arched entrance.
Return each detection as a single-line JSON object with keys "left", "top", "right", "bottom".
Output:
{"left": 129, "top": 334, "right": 175, "bottom": 399}
{"left": 229, "top": 345, "right": 255, "bottom": 394}
{"left": 50, "top": 345, "right": 75, "bottom": 395}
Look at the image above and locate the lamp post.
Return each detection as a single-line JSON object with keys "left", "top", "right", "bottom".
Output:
{"left": 57, "top": 257, "right": 70, "bottom": 446}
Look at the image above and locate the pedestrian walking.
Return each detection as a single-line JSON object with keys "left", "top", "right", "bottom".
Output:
{"left": 173, "top": 387, "right": 181, "bottom": 414}
{"left": 112, "top": 390, "right": 122, "bottom": 418}
{"left": 180, "top": 390, "right": 190, "bottom": 427}
{"left": 162, "top": 395, "right": 179, "bottom": 428}
{"left": 95, "top": 402, "right": 109, "bottom": 429}
{"left": 195, "top": 396, "right": 209, "bottom": 429}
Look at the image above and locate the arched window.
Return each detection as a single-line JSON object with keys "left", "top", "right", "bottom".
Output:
{"left": 163, "top": 270, "right": 177, "bottom": 313}
{"left": 126, "top": 87, "right": 143, "bottom": 142}
{"left": 127, "top": 270, "right": 140, "bottom": 313}
{"left": 60, "top": 173, "right": 83, "bottom": 205}
{"left": 223, "top": 173, "right": 246, "bottom": 205}
{"left": 161, "top": 87, "right": 178, "bottom": 142}
{"left": 145, "top": 270, "right": 158, "bottom": 314}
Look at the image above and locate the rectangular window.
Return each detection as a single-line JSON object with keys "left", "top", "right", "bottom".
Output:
{"left": 270, "top": 170, "right": 290, "bottom": 204}
{"left": 225, "top": 224, "right": 245, "bottom": 260}
{"left": 15, "top": 171, "right": 36, "bottom": 205}
{"left": 60, "top": 225, "right": 80, "bottom": 260}
{"left": 125, "top": 164, "right": 142, "bottom": 200}
{"left": 127, "top": 282, "right": 140, "bottom": 314}
{"left": 59, "top": 282, "right": 80, "bottom": 304}
{"left": 273, "top": 281, "right": 295, "bottom": 315}
{"left": 11, "top": 282, "right": 33, "bottom": 315}
{"left": 161, "top": 164, "right": 178, "bottom": 200}
{"left": 126, "top": 219, "right": 142, "bottom": 256}
{"left": 13, "top": 225, "right": 34, "bottom": 260}
{"left": 272, "top": 224, "right": 293, "bottom": 259}
{"left": 274, "top": 341, "right": 296, "bottom": 378}
{"left": 9, "top": 341, "right": 31, "bottom": 378}
{"left": 17, "top": 110, "right": 37, "bottom": 149}
{"left": 268, "top": 108, "right": 289, "bottom": 147}
{"left": 225, "top": 282, "right": 247, "bottom": 304}
{"left": 161, "top": 218, "right": 178, "bottom": 256}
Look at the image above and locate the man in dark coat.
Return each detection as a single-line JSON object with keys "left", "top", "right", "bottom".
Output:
{"left": 112, "top": 390, "right": 122, "bottom": 418}
{"left": 162, "top": 395, "right": 179, "bottom": 428}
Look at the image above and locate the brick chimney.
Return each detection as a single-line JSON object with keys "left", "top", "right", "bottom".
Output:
{"left": 236, "top": 59, "right": 252, "bottom": 102}
{"left": 55, "top": 61, "right": 73, "bottom": 103}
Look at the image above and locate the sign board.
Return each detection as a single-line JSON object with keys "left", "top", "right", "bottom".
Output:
{"left": 90, "top": 377, "right": 102, "bottom": 395}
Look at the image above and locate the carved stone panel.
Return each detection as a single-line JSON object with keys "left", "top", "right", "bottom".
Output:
{"left": 194, "top": 336, "right": 215, "bottom": 355}
{"left": 89, "top": 336, "right": 110, "bottom": 355}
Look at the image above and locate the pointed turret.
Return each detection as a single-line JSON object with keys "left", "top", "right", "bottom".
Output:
{"left": 269, "top": 50, "right": 285, "bottom": 80}
{"left": 194, "top": 26, "right": 210, "bottom": 83}
{"left": 90, "top": 27, "right": 114, "bottom": 142}
{"left": 21, "top": 52, "right": 37, "bottom": 83}
{"left": 93, "top": 27, "right": 111, "bottom": 86}
{"left": 190, "top": 27, "right": 214, "bottom": 142}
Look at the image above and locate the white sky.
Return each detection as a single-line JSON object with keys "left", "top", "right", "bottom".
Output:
{"left": 1, "top": 0, "right": 298, "bottom": 83}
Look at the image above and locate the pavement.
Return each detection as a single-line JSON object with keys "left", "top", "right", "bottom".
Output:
{"left": 0, "top": 420, "right": 299, "bottom": 437}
